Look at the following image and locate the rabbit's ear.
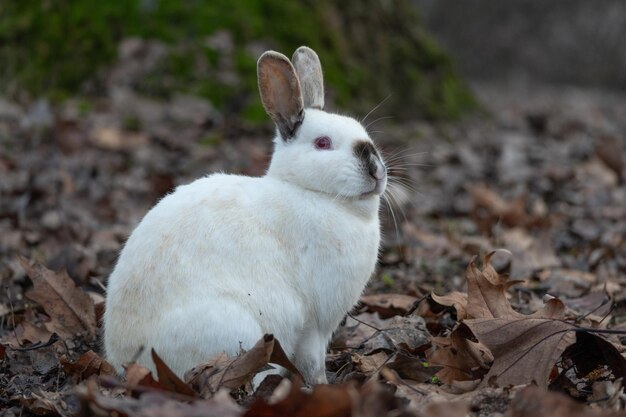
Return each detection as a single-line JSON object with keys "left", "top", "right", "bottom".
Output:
{"left": 258, "top": 51, "right": 304, "bottom": 141}
{"left": 292, "top": 47, "right": 324, "bottom": 110}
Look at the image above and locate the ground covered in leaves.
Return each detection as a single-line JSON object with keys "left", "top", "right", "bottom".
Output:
{"left": 1, "top": 76, "right": 626, "bottom": 416}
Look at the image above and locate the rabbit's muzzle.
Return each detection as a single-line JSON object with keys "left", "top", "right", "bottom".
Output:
{"left": 354, "top": 140, "right": 387, "bottom": 196}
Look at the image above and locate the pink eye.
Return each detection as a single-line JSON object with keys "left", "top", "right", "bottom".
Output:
{"left": 314, "top": 136, "right": 332, "bottom": 150}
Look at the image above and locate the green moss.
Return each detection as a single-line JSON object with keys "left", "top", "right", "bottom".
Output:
{"left": 0, "top": 0, "right": 476, "bottom": 120}
{"left": 380, "top": 273, "right": 396, "bottom": 287}
{"left": 199, "top": 133, "right": 222, "bottom": 146}
{"left": 122, "top": 115, "right": 142, "bottom": 132}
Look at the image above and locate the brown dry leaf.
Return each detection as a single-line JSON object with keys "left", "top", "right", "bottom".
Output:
{"left": 589, "top": 379, "right": 624, "bottom": 408}
{"left": 463, "top": 315, "right": 576, "bottom": 388}
{"left": 505, "top": 385, "right": 622, "bottom": 417}
{"left": 460, "top": 253, "right": 578, "bottom": 388}
{"left": 468, "top": 183, "right": 530, "bottom": 231}
{"left": 361, "top": 315, "right": 430, "bottom": 355}
{"left": 19, "top": 257, "right": 96, "bottom": 340}
{"left": 331, "top": 312, "right": 385, "bottom": 350}
{"left": 465, "top": 251, "right": 524, "bottom": 320}
{"left": 352, "top": 351, "right": 390, "bottom": 375}
{"left": 595, "top": 135, "right": 624, "bottom": 182}
{"left": 20, "top": 390, "right": 69, "bottom": 417}
{"left": 359, "top": 293, "right": 420, "bottom": 318}
{"left": 561, "top": 331, "right": 626, "bottom": 381}
{"left": 3, "top": 321, "right": 54, "bottom": 348}
{"left": 431, "top": 291, "right": 468, "bottom": 320}
{"left": 501, "top": 229, "right": 560, "bottom": 278}
{"left": 90, "top": 126, "right": 148, "bottom": 151}
{"left": 430, "top": 253, "right": 576, "bottom": 388}
{"left": 125, "top": 363, "right": 165, "bottom": 391}
{"left": 79, "top": 378, "right": 243, "bottom": 417}
{"left": 151, "top": 349, "right": 197, "bottom": 397}
{"left": 428, "top": 329, "right": 492, "bottom": 385}
{"left": 245, "top": 378, "right": 353, "bottom": 417}
{"left": 185, "top": 334, "right": 300, "bottom": 398}
{"left": 386, "top": 351, "right": 438, "bottom": 383}
{"left": 537, "top": 268, "right": 596, "bottom": 298}
{"left": 352, "top": 377, "right": 411, "bottom": 417}
{"left": 418, "top": 400, "right": 470, "bottom": 417}
{"left": 61, "top": 350, "right": 116, "bottom": 383}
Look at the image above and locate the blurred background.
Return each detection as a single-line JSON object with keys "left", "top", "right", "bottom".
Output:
{"left": 1, "top": 0, "right": 625, "bottom": 297}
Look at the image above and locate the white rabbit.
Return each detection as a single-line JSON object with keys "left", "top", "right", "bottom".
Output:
{"left": 103, "top": 46, "right": 387, "bottom": 384}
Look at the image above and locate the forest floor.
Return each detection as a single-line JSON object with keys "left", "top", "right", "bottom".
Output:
{"left": 1, "top": 78, "right": 626, "bottom": 416}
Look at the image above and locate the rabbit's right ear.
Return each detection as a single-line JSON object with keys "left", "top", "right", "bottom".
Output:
{"left": 258, "top": 51, "right": 304, "bottom": 141}
{"left": 292, "top": 47, "right": 324, "bottom": 110}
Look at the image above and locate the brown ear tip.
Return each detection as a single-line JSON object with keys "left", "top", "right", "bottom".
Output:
{"left": 257, "top": 51, "right": 291, "bottom": 66}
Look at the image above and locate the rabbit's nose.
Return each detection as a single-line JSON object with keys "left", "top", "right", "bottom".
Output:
{"left": 368, "top": 158, "right": 386, "bottom": 181}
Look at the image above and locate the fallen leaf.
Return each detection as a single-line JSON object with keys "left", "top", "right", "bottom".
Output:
{"left": 61, "top": 350, "right": 116, "bottom": 383}
{"left": 468, "top": 184, "right": 532, "bottom": 232}
{"left": 3, "top": 321, "right": 54, "bottom": 348}
{"left": 428, "top": 329, "right": 492, "bottom": 385}
{"left": 331, "top": 312, "right": 385, "bottom": 350}
{"left": 125, "top": 363, "right": 165, "bottom": 391}
{"left": 90, "top": 126, "right": 148, "bottom": 151}
{"left": 561, "top": 331, "right": 626, "bottom": 381}
{"left": 152, "top": 349, "right": 197, "bottom": 397}
{"left": 19, "top": 257, "right": 96, "bottom": 340}
{"left": 418, "top": 400, "right": 470, "bottom": 417}
{"left": 501, "top": 229, "right": 560, "bottom": 278}
{"left": 20, "top": 390, "right": 70, "bottom": 417}
{"left": 595, "top": 135, "right": 624, "bottom": 183}
{"left": 185, "top": 334, "right": 300, "bottom": 398}
{"left": 505, "top": 385, "right": 622, "bottom": 417}
{"left": 386, "top": 351, "right": 438, "bottom": 383}
{"left": 462, "top": 317, "right": 576, "bottom": 388}
{"left": 245, "top": 378, "right": 353, "bottom": 417}
{"left": 430, "top": 291, "right": 468, "bottom": 320}
{"left": 351, "top": 351, "right": 389, "bottom": 375}
{"left": 429, "top": 252, "right": 575, "bottom": 388}
{"left": 465, "top": 251, "right": 524, "bottom": 320}
{"left": 352, "top": 377, "right": 409, "bottom": 417}
{"left": 588, "top": 378, "right": 624, "bottom": 408}
{"left": 361, "top": 315, "right": 430, "bottom": 355}
{"left": 79, "top": 378, "right": 243, "bottom": 417}
{"left": 360, "top": 294, "right": 420, "bottom": 318}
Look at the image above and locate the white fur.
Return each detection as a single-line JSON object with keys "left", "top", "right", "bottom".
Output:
{"left": 104, "top": 53, "right": 387, "bottom": 384}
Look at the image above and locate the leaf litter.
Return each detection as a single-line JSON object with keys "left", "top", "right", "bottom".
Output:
{"left": 2, "top": 53, "right": 626, "bottom": 416}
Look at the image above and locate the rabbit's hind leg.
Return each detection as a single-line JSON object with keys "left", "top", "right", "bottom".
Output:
{"left": 151, "top": 301, "right": 265, "bottom": 377}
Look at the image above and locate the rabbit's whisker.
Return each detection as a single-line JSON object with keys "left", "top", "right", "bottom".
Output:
{"left": 361, "top": 94, "right": 392, "bottom": 125}
{"left": 365, "top": 116, "right": 394, "bottom": 131}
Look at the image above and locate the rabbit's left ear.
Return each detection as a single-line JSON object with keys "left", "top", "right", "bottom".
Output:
{"left": 258, "top": 51, "right": 305, "bottom": 141}
{"left": 292, "top": 46, "right": 324, "bottom": 110}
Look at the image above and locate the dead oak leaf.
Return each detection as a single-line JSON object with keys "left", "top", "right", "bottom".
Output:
{"left": 152, "top": 349, "right": 197, "bottom": 397}
{"left": 3, "top": 321, "right": 54, "bottom": 348}
{"left": 468, "top": 184, "right": 529, "bottom": 232}
{"left": 462, "top": 316, "right": 576, "bottom": 388}
{"left": 125, "top": 363, "right": 166, "bottom": 392}
{"left": 79, "top": 378, "right": 243, "bottom": 417}
{"left": 184, "top": 334, "right": 300, "bottom": 398}
{"left": 431, "top": 291, "right": 468, "bottom": 320}
{"left": 19, "top": 257, "right": 96, "bottom": 340}
{"left": 245, "top": 379, "right": 353, "bottom": 417}
{"left": 465, "top": 251, "right": 525, "bottom": 320}
{"left": 428, "top": 328, "right": 492, "bottom": 385}
{"left": 61, "top": 350, "right": 116, "bottom": 383}
{"left": 359, "top": 294, "right": 420, "bottom": 318}
{"left": 505, "top": 385, "right": 624, "bottom": 417}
